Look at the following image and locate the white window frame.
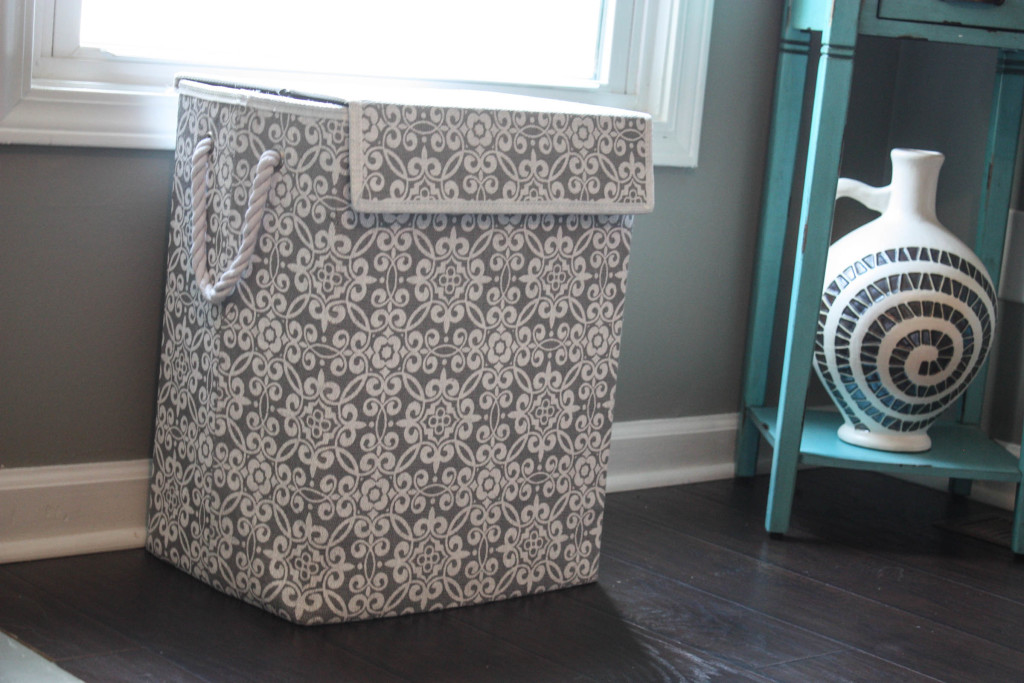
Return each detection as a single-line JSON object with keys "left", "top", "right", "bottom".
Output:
{"left": 0, "top": 0, "right": 713, "bottom": 166}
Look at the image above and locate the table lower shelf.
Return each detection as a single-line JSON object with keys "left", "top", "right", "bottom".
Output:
{"left": 749, "top": 406, "right": 1022, "bottom": 482}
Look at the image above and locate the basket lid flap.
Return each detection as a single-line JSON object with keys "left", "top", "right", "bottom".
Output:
{"left": 348, "top": 98, "right": 653, "bottom": 215}
{"left": 176, "top": 76, "right": 654, "bottom": 215}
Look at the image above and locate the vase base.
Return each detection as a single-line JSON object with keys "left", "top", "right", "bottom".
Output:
{"left": 837, "top": 424, "right": 932, "bottom": 453}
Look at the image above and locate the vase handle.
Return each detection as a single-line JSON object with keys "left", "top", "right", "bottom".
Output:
{"left": 836, "top": 178, "right": 890, "bottom": 214}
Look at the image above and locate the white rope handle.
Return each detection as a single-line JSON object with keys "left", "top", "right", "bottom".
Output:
{"left": 190, "top": 137, "right": 281, "bottom": 304}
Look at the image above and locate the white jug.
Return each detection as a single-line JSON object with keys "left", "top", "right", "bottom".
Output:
{"left": 813, "top": 148, "right": 998, "bottom": 452}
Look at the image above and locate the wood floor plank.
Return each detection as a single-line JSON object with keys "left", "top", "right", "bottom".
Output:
{"left": 0, "top": 566, "right": 137, "bottom": 661}
{"left": 756, "top": 650, "right": 943, "bottom": 682}
{"left": 58, "top": 647, "right": 208, "bottom": 683}
{"left": 4, "top": 550, "right": 597, "bottom": 682}
{"left": 311, "top": 605, "right": 587, "bottom": 682}
{"left": 688, "top": 470, "right": 1024, "bottom": 603}
{"left": 576, "top": 555, "right": 842, "bottom": 670}
{"left": 4, "top": 473, "right": 1024, "bottom": 682}
{"left": 601, "top": 497, "right": 1024, "bottom": 682}
{"left": 3, "top": 552, "right": 407, "bottom": 683}
{"left": 451, "top": 583, "right": 770, "bottom": 681}
{"left": 613, "top": 476, "right": 1024, "bottom": 654}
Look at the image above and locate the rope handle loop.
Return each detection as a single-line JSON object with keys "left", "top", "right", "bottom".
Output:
{"left": 190, "top": 136, "right": 281, "bottom": 304}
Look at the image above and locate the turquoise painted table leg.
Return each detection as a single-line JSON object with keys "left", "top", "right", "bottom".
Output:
{"left": 1015, "top": 408, "right": 1024, "bottom": 553}
{"left": 977, "top": 51, "right": 1024, "bottom": 555}
{"left": 767, "top": 0, "right": 861, "bottom": 534}
{"left": 948, "top": 478, "right": 972, "bottom": 497}
{"left": 1013, "top": 476, "right": 1024, "bottom": 555}
{"left": 736, "top": 25, "right": 812, "bottom": 478}
{"left": 961, "top": 50, "right": 1024, "bottom": 428}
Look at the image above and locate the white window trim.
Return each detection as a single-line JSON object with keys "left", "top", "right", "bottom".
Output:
{"left": 0, "top": 0, "right": 713, "bottom": 167}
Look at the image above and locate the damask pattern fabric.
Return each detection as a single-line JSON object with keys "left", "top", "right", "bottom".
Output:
{"left": 147, "top": 79, "right": 647, "bottom": 624}
{"left": 350, "top": 100, "right": 653, "bottom": 215}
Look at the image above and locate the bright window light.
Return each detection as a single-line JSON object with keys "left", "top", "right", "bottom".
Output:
{"left": 4, "top": 0, "right": 716, "bottom": 164}
{"left": 79, "top": 0, "right": 611, "bottom": 88}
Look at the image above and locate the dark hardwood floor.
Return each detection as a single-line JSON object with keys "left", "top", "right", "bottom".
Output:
{"left": 3, "top": 469, "right": 1024, "bottom": 682}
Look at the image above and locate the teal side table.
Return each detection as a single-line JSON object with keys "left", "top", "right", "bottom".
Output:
{"left": 736, "top": 0, "right": 1024, "bottom": 552}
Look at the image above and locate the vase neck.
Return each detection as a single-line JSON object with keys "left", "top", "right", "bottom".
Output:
{"left": 886, "top": 148, "right": 942, "bottom": 223}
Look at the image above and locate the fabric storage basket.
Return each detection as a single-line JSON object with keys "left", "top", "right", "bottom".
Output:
{"left": 147, "top": 76, "right": 653, "bottom": 625}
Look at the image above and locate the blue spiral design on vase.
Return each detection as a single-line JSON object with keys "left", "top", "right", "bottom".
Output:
{"left": 814, "top": 246, "right": 997, "bottom": 435}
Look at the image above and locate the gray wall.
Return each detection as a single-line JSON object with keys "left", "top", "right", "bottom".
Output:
{"left": 613, "top": 0, "right": 783, "bottom": 420}
{"left": 1, "top": 147, "right": 173, "bottom": 468}
{"left": 2, "top": 0, "right": 1018, "bottom": 469}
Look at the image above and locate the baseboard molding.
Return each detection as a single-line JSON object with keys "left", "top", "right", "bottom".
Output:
{"left": 954, "top": 479, "right": 1017, "bottom": 511}
{"left": 0, "top": 460, "right": 150, "bottom": 563}
{"left": 607, "top": 413, "right": 741, "bottom": 492}
{"left": 7, "top": 419, "right": 1013, "bottom": 563}
{"left": 6, "top": 419, "right": 1015, "bottom": 565}
{"left": 0, "top": 414, "right": 746, "bottom": 563}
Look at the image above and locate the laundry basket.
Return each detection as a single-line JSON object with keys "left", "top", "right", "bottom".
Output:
{"left": 147, "top": 76, "right": 653, "bottom": 624}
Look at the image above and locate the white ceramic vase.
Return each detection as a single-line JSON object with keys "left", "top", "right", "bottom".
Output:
{"left": 813, "top": 148, "right": 998, "bottom": 452}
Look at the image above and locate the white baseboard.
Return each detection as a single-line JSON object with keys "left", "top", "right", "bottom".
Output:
{"left": 0, "top": 414, "right": 746, "bottom": 563}
{"left": 0, "top": 460, "right": 150, "bottom": 563}
{"left": 5, "top": 419, "right": 1014, "bottom": 563}
{"left": 607, "top": 413, "right": 741, "bottom": 492}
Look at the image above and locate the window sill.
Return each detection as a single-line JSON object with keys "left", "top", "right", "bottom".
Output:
{"left": 0, "top": 0, "right": 714, "bottom": 167}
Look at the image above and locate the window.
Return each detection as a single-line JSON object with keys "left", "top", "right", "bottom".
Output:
{"left": 0, "top": 0, "right": 713, "bottom": 166}
{"left": 75, "top": 0, "right": 613, "bottom": 88}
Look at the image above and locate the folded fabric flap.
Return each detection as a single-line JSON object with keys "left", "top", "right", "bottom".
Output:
{"left": 175, "top": 76, "right": 654, "bottom": 216}
{"left": 348, "top": 99, "right": 654, "bottom": 215}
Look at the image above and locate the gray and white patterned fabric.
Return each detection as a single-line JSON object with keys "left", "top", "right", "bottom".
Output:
{"left": 147, "top": 79, "right": 649, "bottom": 624}
{"left": 349, "top": 100, "right": 654, "bottom": 215}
